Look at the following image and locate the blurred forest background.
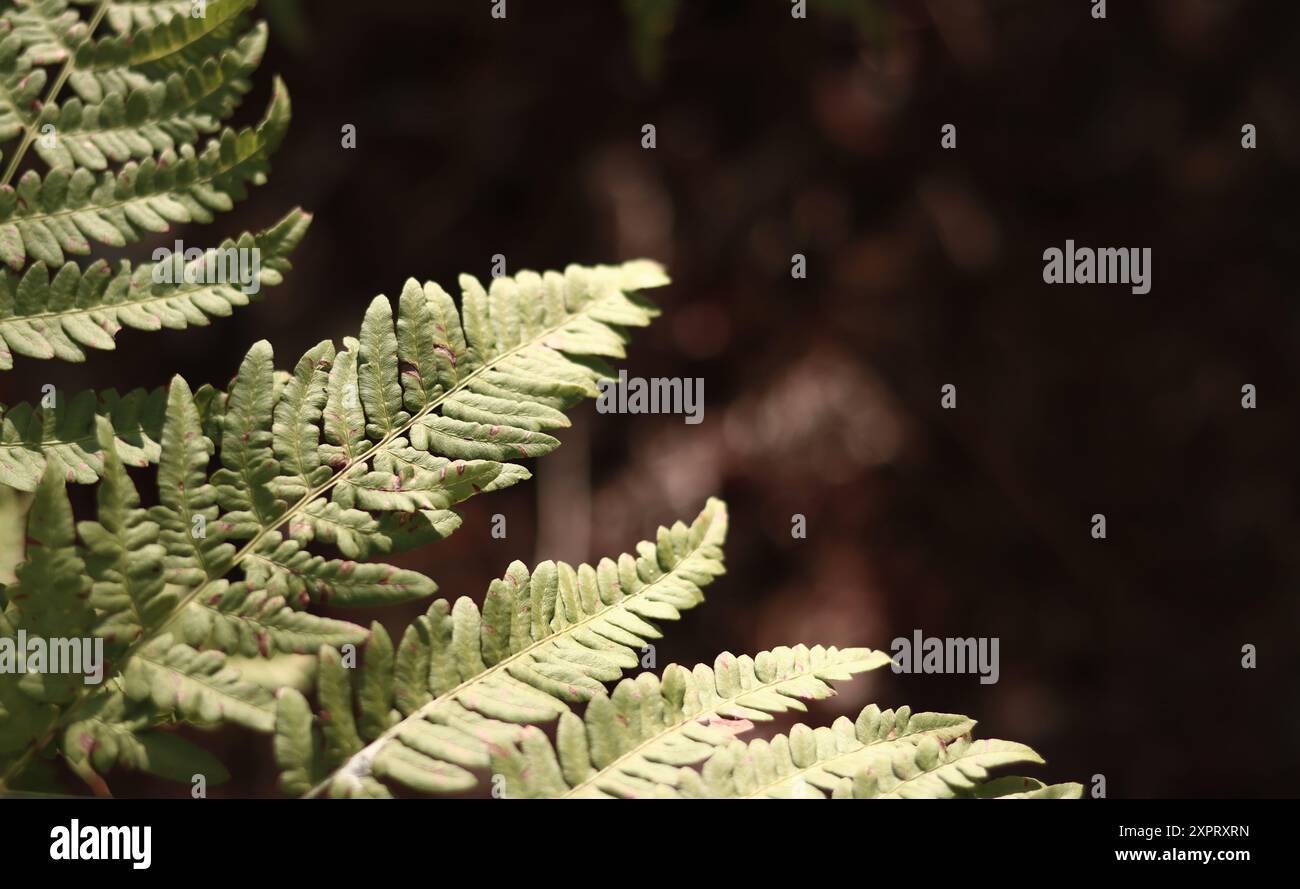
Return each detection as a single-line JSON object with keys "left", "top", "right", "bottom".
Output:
{"left": 5, "top": 0, "right": 1299, "bottom": 797}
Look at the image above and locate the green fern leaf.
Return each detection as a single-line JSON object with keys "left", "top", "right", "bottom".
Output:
{"left": 0, "top": 206, "right": 310, "bottom": 366}
{"left": 3, "top": 462, "right": 95, "bottom": 704}
{"left": 5, "top": 0, "right": 91, "bottom": 67}
{"left": 174, "top": 581, "right": 368, "bottom": 656}
{"left": 0, "top": 32, "right": 47, "bottom": 143}
{"left": 78, "top": 415, "right": 174, "bottom": 645}
{"left": 72, "top": 0, "right": 256, "bottom": 74}
{"left": 62, "top": 690, "right": 231, "bottom": 786}
{"left": 122, "top": 633, "right": 275, "bottom": 731}
{"left": 274, "top": 497, "right": 727, "bottom": 798}
{"left": 491, "top": 644, "right": 893, "bottom": 799}
{"left": 247, "top": 260, "right": 662, "bottom": 581}
{"left": 0, "top": 80, "right": 290, "bottom": 269}
{"left": 0, "top": 387, "right": 164, "bottom": 489}
{"left": 0, "top": 0, "right": 307, "bottom": 572}
{"left": 33, "top": 22, "right": 265, "bottom": 171}
{"left": 683, "top": 705, "right": 976, "bottom": 798}
{"left": 0, "top": 408, "right": 364, "bottom": 786}
{"left": 684, "top": 708, "right": 1061, "bottom": 800}
{"left": 71, "top": 0, "right": 196, "bottom": 35}
{"left": 320, "top": 336, "right": 365, "bottom": 463}
{"left": 270, "top": 338, "right": 332, "bottom": 498}
{"left": 1, "top": 259, "right": 668, "bottom": 793}
{"left": 848, "top": 736, "right": 1047, "bottom": 799}
{"left": 150, "top": 375, "right": 233, "bottom": 583}
{"left": 212, "top": 338, "right": 281, "bottom": 526}
{"left": 242, "top": 535, "right": 438, "bottom": 607}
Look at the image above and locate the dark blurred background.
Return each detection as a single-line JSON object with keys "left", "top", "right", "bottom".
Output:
{"left": 10, "top": 0, "right": 1300, "bottom": 798}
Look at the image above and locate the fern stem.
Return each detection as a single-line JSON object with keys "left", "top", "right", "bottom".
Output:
{"left": 0, "top": 0, "right": 110, "bottom": 188}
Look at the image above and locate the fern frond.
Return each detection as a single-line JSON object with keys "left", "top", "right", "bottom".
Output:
{"left": 491, "top": 644, "right": 892, "bottom": 799}
{"left": 683, "top": 706, "right": 1061, "bottom": 799}
{"left": 32, "top": 22, "right": 265, "bottom": 170}
{"left": 78, "top": 0, "right": 255, "bottom": 73}
{"left": 62, "top": 691, "right": 232, "bottom": 787}
{"left": 1, "top": 386, "right": 164, "bottom": 489}
{"left": 251, "top": 259, "right": 664, "bottom": 565}
{"left": 0, "top": 259, "right": 668, "bottom": 792}
{"left": 2, "top": 427, "right": 288, "bottom": 755}
{"left": 0, "top": 79, "right": 289, "bottom": 270}
{"left": 26, "top": 0, "right": 251, "bottom": 107}
{"left": 0, "top": 0, "right": 299, "bottom": 379}
{"left": 158, "top": 259, "right": 662, "bottom": 609}
{"left": 682, "top": 705, "right": 974, "bottom": 798}
{"left": 123, "top": 632, "right": 275, "bottom": 731}
{"left": 0, "top": 205, "right": 309, "bottom": 368}
{"left": 174, "top": 581, "right": 371, "bottom": 655}
{"left": 0, "top": 33, "right": 46, "bottom": 144}
{"left": 83, "top": 414, "right": 348, "bottom": 660}
{"left": 274, "top": 497, "right": 727, "bottom": 798}
{"left": 848, "top": 737, "right": 1048, "bottom": 799}
{"left": 5, "top": 0, "right": 93, "bottom": 67}
{"left": 77, "top": 415, "right": 173, "bottom": 642}
{"left": 2, "top": 462, "right": 96, "bottom": 706}
{"left": 10, "top": 0, "right": 255, "bottom": 92}
{"left": 0, "top": 412, "right": 340, "bottom": 787}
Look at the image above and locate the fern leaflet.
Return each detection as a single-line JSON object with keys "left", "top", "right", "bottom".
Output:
{"left": 274, "top": 497, "right": 728, "bottom": 798}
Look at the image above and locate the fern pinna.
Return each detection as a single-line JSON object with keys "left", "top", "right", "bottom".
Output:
{"left": 0, "top": 1, "right": 1079, "bottom": 799}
